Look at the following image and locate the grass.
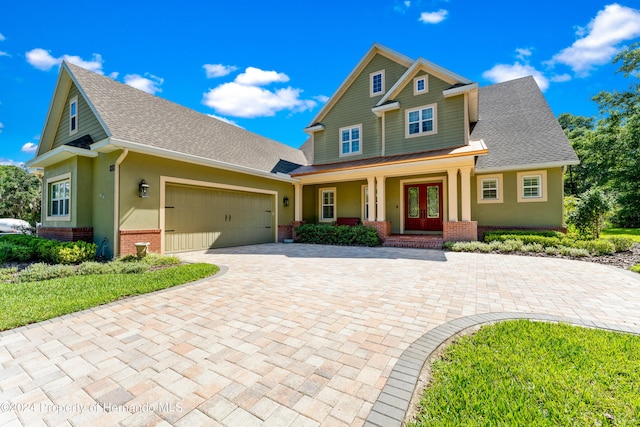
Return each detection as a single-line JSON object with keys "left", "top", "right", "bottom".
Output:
{"left": 409, "top": 320, "right": 640, "bottom": 426}
{"left": 601, "top": 228, "right": 640, "bottom": 243}
{"left": 0, "top": 263, "right": 219, "bottom": 331}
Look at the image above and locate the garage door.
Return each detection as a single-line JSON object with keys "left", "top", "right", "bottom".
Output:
{"left": 165, "top": 184, "right": 274, "bottom": 252}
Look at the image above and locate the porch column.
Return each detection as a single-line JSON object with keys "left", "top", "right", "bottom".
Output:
{"left": 460, "top": 166, "right": 472, "bottom": 221}
{"left": 294, "top": 183, "right": 303, "bottom": 222}
{"left": 447, "top": 168, "right": 459, "bottom": 222}
{"left": 375, "top": 176, "right": 386, "bottom": 221}
{"left": 367, "top": 176, "right": 376, "bottom": 221}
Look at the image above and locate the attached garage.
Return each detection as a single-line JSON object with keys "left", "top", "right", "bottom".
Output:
{"left": 164, "top": 183, "right": 275, "bottom": 253}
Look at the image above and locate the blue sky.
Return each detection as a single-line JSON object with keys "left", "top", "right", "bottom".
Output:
{"left": 1, "top": 1, "right": 639, "bottom": 166}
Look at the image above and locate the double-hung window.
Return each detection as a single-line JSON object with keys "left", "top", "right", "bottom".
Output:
{"left": 477, "top": 174, "right": 503, "bottom": 204}
{"left": 69, "top": 96, "right": 78, "bottom": 135}
{"left": 406, "top": 104, "right": 437, "bottom": 138}
{"left": 517, "top": 170, "right": 547, "bottom": 202}
{"left": 50, "top": 179, "right": 70, "bottom": 217}
{"left": 320, "top": 188, "right": 336, "bottom": 222}
{"left": 370, "top": 70, "right": 384, "bottom": 97}
{"left": 339, "top": 124, "right": 362, "bottom": 156}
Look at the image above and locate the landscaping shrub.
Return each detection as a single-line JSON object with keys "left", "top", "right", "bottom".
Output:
{"left": 14, "top": 263, "right": 75, "bottom": 283}
{"left": 607, "top": 237, "right": 635, "bottom": 252}
{"left": 0, "top": 242, "right": 34, "bottom": 263}
{"left": 76, "top": 262, "right": 117, "bottom": 276}
{"left": 0, "top": 267, "right": 17, "bottom": 282}
{"left": 631, "top": 264, "right": 640, "bottom": 273}
{"left": 566, "top": 187, "right": 612, "bottom": 238}
{"left": 484, "top": 232, "right": 561, "bottom": 248}
{"left": 294, "top": 224, "right": 381, "bottom": 247}
{"left": 573, "top": 239, "right": 616, "bottom": 256}
{"left": 521, "top": 243, "right": 544, "bottom": 253}
{"left": 0, "top": 235, "right": 96, "bottom": 264}
{"left": 558, "top": 246, "right": 590, "bottom": 257}
{"left": 55, "top": 241, "right": 97, "bottom": 264}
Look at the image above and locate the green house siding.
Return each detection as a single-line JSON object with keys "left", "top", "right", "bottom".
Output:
{"left": 313, "top": 54, "right": 408, "bottom": 164}
{"left": 471, "top": 168, "right": 565, "bottom": 227}
{"left": 42, "top": 156, "right": 93, "bottom": 228}
{"left": 385, "top": 73, "right": 466, "bottom": 156}
{"left": 118, "top": 152, "right": 295, "bottom": 231}
{"left": 52, "top": 84, "right": 108, "bottom": 149}
{"left": 91, "top": 152, "right": 119, "bottom": 249}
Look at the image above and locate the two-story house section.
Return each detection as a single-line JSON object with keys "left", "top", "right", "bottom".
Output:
{"left": 290, "top": 43, "right": 579, "bottom": 242}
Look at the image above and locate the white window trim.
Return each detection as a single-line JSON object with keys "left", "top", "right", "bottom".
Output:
{"left": 370, "top": 70, "right": 385, "bottom": 97}
{"left": 69, "top": 96, "right": 78, "bottom": 136}
{"left": 405, "top": 103, "right": 438, "bottom": 139}
{"left": 517, "top": 170, "right": 548, "bottom": 202}
{"left": 476, "top": 174, "right": 503, "bottom": 204}
{"left": 339, "top": 124, "right": 363, "bottom": 157}
{"left": 45, "top": 172, "right": 71, "bottom": 221}
{"left": 319, "top": 187, "right": 337, "bottom": 222}
{"left": 413, "top": 75, "right": 428, "bottom": 95}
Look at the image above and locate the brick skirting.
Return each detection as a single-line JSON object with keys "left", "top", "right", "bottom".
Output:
{"left": 119, "top": 229, "right": 161, "bottom": 256}
{"left": 443, "top": 221, "right": 478, "bottom": 242}
{"left": 291, "top": 221, "right": 306, "bottom": 240}
{"left": 278, "top": 225, "right": 293, "bottom": 242}
{"left": 38, "top": 227, "right": 93, "bottom": 243}
{"left": 363, "top": 221, "right": 392, "bottom": 242}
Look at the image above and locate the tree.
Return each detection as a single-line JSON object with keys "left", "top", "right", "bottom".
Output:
{"left": 566, "top": 187, "right": 612, "bottom": 238}
{"left": 0, "top": 165, "right": 42, "bottom": 226}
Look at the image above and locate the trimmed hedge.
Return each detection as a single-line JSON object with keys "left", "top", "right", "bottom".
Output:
{"left": 0, "top": 235, "right": 97, "bottom": 264}
{"left": 294, "top": 224, "right": 381, "bottom": 247}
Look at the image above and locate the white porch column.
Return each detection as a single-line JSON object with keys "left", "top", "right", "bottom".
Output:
{"left": 367, "top": 176, "right": 376, "bottom": 221}
{"left": 447, "top": 168, "right": 459, "bottom": 222}
{"left": 460, "top": 166, "right": 472, "bottom": 221}
{"left": 294, "top": 183, "right": 303, "bottom": 222}
{"left": 375, "top": 176, "right": 386, "bottom": 221}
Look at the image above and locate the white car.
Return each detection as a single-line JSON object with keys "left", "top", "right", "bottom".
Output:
{"left": 0, "top": 218, "right": 31, "bottom": 234}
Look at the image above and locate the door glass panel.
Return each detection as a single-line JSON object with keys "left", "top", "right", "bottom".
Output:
{"left": 408, "top": 187, "right": 419, "bottom": 218}
{"left": 427, "top": 186, "right": 439, "bottom": 218}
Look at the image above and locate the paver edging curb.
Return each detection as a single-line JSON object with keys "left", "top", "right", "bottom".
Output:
{"left": 364, "top": 312, "right": 640, "bottom": 427}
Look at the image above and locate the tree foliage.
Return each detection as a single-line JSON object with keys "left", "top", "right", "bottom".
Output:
{"left": 0, "top": 166, "right": 42, "bottom": 226}
{"left": 566, "top": 187, "right": 612, "bottom": 238}
{"left": 561, "top": 43, "right": 640, "bottom": 227}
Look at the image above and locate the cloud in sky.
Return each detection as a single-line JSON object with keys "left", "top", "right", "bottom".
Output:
{"left": 0, "top": 33, "right": 5, "bottom": 41}
{"left": 26, "top": 48, "right": 104, "bottom": 74}
{"left": 419, "top": 9, "right": 448, "bottom": 24}
{"left": 204, "top": 64, "right": 238, "bottom": 78}
{"left": 549, "top": 3, "right": 640, "bottom": 75}
{"left": 207, "top": 114, "right": 242, "bottom": 128}
{"left": 0, "top": 33, "right": 7, "bottom": 57}
{"left": 21, "top": 142, "right": 37, "bottom": 153}
{"left": 203, "top": 66, "right": 317, "bottom": 118}
{"left": 123, "top": 73, "right": 164, "bottom": 95}
{"left": 0, "top": 122, "right": 3, "bottom": 133}
{"left": 483, "top": 61, "right": 550, "bottom": 91}
{"left": 0, "top": 158, "right": 24, "bottom": 166}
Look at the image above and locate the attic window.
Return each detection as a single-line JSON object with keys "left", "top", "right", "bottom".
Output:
{"left": 414, "top": 76, "right": 428, "bottom": 95}
{"left": 370, "top": 70, "right": 385, "bottom": 97}
{"left": 69, "top": 96, "right": 78, "bottom": 135}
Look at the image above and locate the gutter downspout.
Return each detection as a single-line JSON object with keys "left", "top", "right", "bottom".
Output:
{"left": 113, "top": 148, "right": 128, "bottom": 257}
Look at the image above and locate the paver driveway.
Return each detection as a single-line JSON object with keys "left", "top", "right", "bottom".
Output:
{"left": 1, "top": 244, "right": 639, "bottom": 426}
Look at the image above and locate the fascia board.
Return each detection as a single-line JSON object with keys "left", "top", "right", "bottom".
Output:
{"left": 26, "top": 145, "right": 98, "bottom": 168}
{"left": 475, "top": 160, "right": 581, "bottom": 174}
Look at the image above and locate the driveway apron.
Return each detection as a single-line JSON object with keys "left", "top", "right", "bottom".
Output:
{"left": 1, "top": 244, "right": 639, "bottom": 426}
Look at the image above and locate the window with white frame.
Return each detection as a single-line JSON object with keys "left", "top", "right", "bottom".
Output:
{"left": 339, "top": 124, "right": 362, "bottom": 156}
{"left": 320, "top": 188, "right": 336, "bottom": 222}
{"left": 476, "top": 174, "right": 503, "bottom": 204}
{"left": 517, "top": 170, "right": 548, "bottom": 202}
{"left": 406, "top": 104, "right": 437, "bottom": 138}
{"left": 50, "top": 179, "right": 70, "bottom": 217}
{"left": 370, "top": 70, "right": 384, "bottom": 96}
{"left": 414, "top": 75, "right": 428, "bottom": 95}
{"left": 69, "top": 96, "right": 78, "bottom": 135}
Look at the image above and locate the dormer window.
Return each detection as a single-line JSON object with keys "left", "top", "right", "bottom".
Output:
{"left": 414, "top": 75, "right": 428, "bottom": 95}
{"left": 370, "top": 70, "right": 385, "bottom": 97}
{"left": 69, "top": 96, "right": 78, "bottom": 135}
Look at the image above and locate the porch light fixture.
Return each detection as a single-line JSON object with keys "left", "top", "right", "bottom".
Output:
{"left": 138, "top": 179, "right": 150, "bottom": 198}
{"left": 283, "top": 195, "right": 289, "bottom": 207}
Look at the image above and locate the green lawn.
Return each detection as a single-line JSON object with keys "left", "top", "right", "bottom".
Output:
{"left": 601, "top": 228, "right": 640, "bottom": 243}
{"left": 0, "top": 263, "right": 219, "bottom": 331}
{"left": 409, "top": 320, "right": 640, "bottom": 426}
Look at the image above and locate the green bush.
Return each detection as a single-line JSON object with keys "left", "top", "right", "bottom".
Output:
{"left": 0, "top": 235, "right": 96, "bottom": 264}
{"left": 573, "top": 239, "right": 616, "bottom": 256}
{"left": 0, "top": 242, "right": 34, "bottom": 263}
{"left": 294, "top": 224, "right": 381, "bottom": 247}
{"left": 76, "top": 262, "right": 117, "bottom": 276}
{"left": 607, "top": 237, "right": 635, "bottom": 252}
{"left": 558, "top": 246, "right": 590, "bottom": 257}
{"left": 631, "top": 264, "right": 640, "bottom": 273}
{"left": 14, "top": 263, "right": 75, "bottom": 283}
{"left": 55, "top": 241, "right": 97, "bottom": 264}
{"left": 497, "top": 239, "right": 524, "bottom": 252}
{"left": 0, "top": 267, "right": 17, "bottom": 282}
{"left": 521, "top": 243, "right": 544, "bottom": 253}
{"left": 485, "top": 233, "right": 561, "bottom": 248}
{"left": 544, "top": 246, "right": 559, "bottom": 255}
{"left": 567, "top": 187, "right": 612, "bottom": 238}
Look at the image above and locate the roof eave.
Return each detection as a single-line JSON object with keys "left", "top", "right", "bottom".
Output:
{"left": 475, "top": 159, "right": 581, "bottom": 174}
{"left": 26, "top": 145, "right": 98, "bottom": 168}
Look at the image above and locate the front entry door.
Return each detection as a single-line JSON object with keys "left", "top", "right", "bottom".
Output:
{"left": 405, "top": 183, "right": 443, "bottom": 231}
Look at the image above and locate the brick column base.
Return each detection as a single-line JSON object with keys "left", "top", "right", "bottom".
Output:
{"left": 278, "top": 225, "right": 293, "bottom": 242}
{"left": 119, "top": 229, "right": 161, "bottom": 256}
{"left": 363, "top": 221, "right": 391, "bottom": 242}
{"left": 291, "top": 221, "right": 306, "bottom": 241}
{"left": 38, "top": 227, "right": 93, "bottom": 243}
{"left": 443, "top": 221, "right": 478, "bottom": 242}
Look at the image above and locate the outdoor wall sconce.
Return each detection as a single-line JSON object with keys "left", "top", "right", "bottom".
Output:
{"left": 139, "top": 179, "right": 150, "bottom": 198}
{"left": 283, "top": 195, "right": 289, "bottom": 207}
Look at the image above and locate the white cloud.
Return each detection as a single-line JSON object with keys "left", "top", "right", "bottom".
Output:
{"left": 0, "top": 33, "right": 5, "bottom": 41}
{"left": 234, "top": 67, "right": 289, "bottom": 86}
{"left": 207, "top": 114, "right": 242, "bottom": 128}
{"left": 203, "top": 82, "right": 316, "bottom": 118}
{"left": 21, "top": 142, "right": 37, "bottom": 153}
{"left": 482, "top": 62, "right": 550, "bottom": 91}
{"left": 314, "top": 95, "right": 330, "bottom": 103}
{"left": 0, "top": 122, "right": 3, "bottom": 133}
{"left": 204, "top": 63, "right": 238, "bottom": 78}
{"left": 124, "top": 73, "right": 164, "bottom": 95}
{"left": 0, "top": 51, "right": 9, "bottom": 57}
{"left": 515, "top": 48, "right": 533, "bottom": 61}
{"left": 26, "top": 48, "right": 104, "bottom": 73}
{"left": 549, "top": 4, "right": 640, "bottom": 75}
{"left": 0, "top": 158, "right": 24, "bottom": 166}
{"left": 551, "top": 73, "right": 572, "bottom": 83}
{"left": 419, "top": 9, "right": 448, "bottom": 24}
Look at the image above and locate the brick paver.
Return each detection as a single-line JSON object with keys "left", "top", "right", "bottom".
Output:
{"left": 1, "top": 243, "right": 639, "bottom": 426}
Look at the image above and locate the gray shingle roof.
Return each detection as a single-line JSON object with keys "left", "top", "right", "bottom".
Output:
{"left": 472, "top": 76, "right": 579, "bottom": 171}
{"left": 65, "top": 62, "right": 307, "bottom": 174}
